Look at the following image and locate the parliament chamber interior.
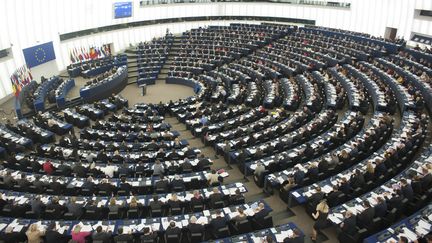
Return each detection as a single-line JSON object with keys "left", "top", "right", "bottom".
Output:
{"left": 0, "top": 0, "right": 431, "bottom": 242}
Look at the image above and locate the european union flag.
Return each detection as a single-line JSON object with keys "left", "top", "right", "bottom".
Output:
{"left": 23, "top": 41, "right": 56, "bottom": 68}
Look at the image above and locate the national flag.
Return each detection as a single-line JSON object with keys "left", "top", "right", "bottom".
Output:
{"left": 90, "top": 47, "right": 97, "bottom": 59}
{"left": 70, "top": 50, "right": 75, "bottom": 63}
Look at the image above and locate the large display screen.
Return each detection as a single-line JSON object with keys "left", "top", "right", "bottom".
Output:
{"left": 114, "top": 2, "right": 133, "bottom": 19}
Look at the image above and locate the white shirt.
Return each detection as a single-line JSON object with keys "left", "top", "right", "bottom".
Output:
{"left": 101, "top": 165, "right": 118, "bottom": 178}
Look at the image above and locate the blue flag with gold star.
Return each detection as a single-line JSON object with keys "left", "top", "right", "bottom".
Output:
{"left": 22, "top": 41, "right": 56, "bottom": 68}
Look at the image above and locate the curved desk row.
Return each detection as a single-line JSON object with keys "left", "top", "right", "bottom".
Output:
{"left": 55, "top": 79, "right": 75, "bottom": 108}
{"left": 80, "top": 66, "right": 128, "bottom": 103}
{"left": 166, "top": 77, "right": 202, "bottom": 94}
{"left": 33, "top": 76, "right": 59, "bottom": 112}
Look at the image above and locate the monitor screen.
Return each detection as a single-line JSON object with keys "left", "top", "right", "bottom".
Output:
{"left": 114, "top": 2, "right": 132, "bottom": 19}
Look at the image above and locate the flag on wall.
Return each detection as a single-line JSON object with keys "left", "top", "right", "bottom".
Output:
{"left": 22, "top": 41, "right": 56, "bottom": 68}
{"left": 10, "top": 65, "right": 33, "bottom": 97}
{"left": 69, "top": 44, "right": 112, "bottom": 63}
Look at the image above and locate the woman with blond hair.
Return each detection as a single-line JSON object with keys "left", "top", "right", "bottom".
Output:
{"left": 108, "top": 197, "right": 121, "bottom": 212}
{"left": 365, "top": 161, "right": 375, "bottom": 182}
{"left": 71, "top": 224, "right": 91, "bottom": 243}
{"left": 311, "top": 200, "right": 329, "bottom": 241}
{"left": 129, "top": 196, "right": 140, "bottom": 208}
{"left": 26, "top": 223, "right": 44, "bottom": 243}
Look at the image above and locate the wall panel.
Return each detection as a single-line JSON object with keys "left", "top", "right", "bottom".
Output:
{"left": 0, "top": 0, "right": 431, "bottom": 100}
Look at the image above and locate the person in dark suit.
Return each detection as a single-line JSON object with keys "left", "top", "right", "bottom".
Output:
{"left": 31, "top": 196, "right": 44, "bottom": 218}
{"left": 82, "top": 176, "right": 96, "bottom": 193}
{"left": 165, "top": 221, "right": 181, "bottom": 237}
{"left": 306, "top": 163, "right": 319, "bottom": 181}
{"left": 210, "top": 210, "right": 227, "bottom": 235}
{"left": 2, "top": 171, "right": 15, "bottom": 189}
{"left": 16, "top": 174, "right": 31, "bottom": 191}
{"left": 374, "top": 197, "right": 388, "bottom": 218}
{"left": 229, "top": 189, "right": 245, "bottom": 205}
{"left": 114, "top": 227, "right": 133, "bottom": 243}
{"left": 197, "top": 154, "right": 210, "bottom": 171}
{"left": 181, "top": 158, "right": 193, "bottom": 172}
{"left": 57, "top": 161, "right": 72, "bottom": 177}
{"left": 400, "top": 179, "right": 414, "bottom": 201}
{"left": 357, "top": 201, "right": 375, "bottom": 228}
{"left": 209, "top": 188, "right": 224, "bottom": 208}
{"left": 283, "top": 228, "right": 304, "bottom": 243}
{"left": 49, "top": 177, "right": 64, "bottom": 194}
{"left": 308, "top": 187, "right": 324, "bottom": 210}
{"left": 350, "top": 169, "right": 365, "bottom": 189}
{"left": 171, "top": 175, "right": 185, "bottom": 191}
{"left": 72, "top": 162, "right": 88, "bottom": 178}
{"left": 374, "top": 159, "right": 387, "bottom": 178}
{"left": 46, "top": 197, "right": 65, "bottom": 215}
{"left": 119, "top": 177, "right": 132, "bottom": 195}
{"left": 118, "top": 162, "right": 131, "bottom": 177}
{"left": 150, "top": 195, "right": 163, "bottom": 211}
{"left": 339, "top": 177, "right": 351, "bottom": 195}
{"left": 135, "top": 161, "right": 146, "bottom": 177}
{"left": 253, "top": 202, "right": 270, "bottom": 220}
{"left": 385, "top": 189, "right": 404, "bottom": 210}
{"left": 45, "top": 222, "right": 68, "bottom": 243}
{"left": 338, "top": 210, "right": 357, "bottom": 236}
{"left": 147, "top": 140, "right": 158, "bottom": 151}
{"left": 67, "top": 197, "right": 83, "bottom": 219}
{"left": 187, "top": 215, "right": 205, "bottom": 234}
{"left": 293, "top": 167, "right": 305, "bottom": 185}
{"left": 98, "top": 179, "right": 115, "bottom": 196}
{"left": 92, "top": 226, "right": 112, "bottom": 243}
{"left": 326, "top": 185, "right": 343, "bottom": 207}
{"left": 155, "top": 175, "right": 169, "bottom": 192}
{"left": 140, "top": 227, "right": 157, "bottom": 242}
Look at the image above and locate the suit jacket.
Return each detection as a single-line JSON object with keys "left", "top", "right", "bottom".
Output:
{"left": 308, "top": 192, "right": 324, "bottom": 208}
{"left": 254, "top": 208, "right": 270, "bottom": 220}
{"left": 401, "top": 185, "right": 414, "bottom": 201}
{"left": 326, "top": 190, "right": 343, "bottom": 206}
{"left": 341, "top": 215, "right": 357, "bottom": 235}
{"left": 45, "top": 230, "right": 67, "bottom": 243}
{"left": 209, "top": 193, "right": 224, "bottom": 205}
{"left": 284, "top": 236, "right": 304, "bottom": 243}
{"left": 92, "top": 232, "right": 111, "bottom": 243}
{"left": 374, "top": 202, "right": 387, "bottom": 218}
{"left": 150, "top": 200, "right": 163, "bottom": 210}
{"left": 67, "top": 203, "right": 83, "bottom": 218}
{"left": 358, "top": 207, "right": 375, "bottom": 227}
{"left": 165, "top": 226, "right": 181, "bottom": 236}
{"left": 114, "top": 234, "right": 133, "bottom": 243}
{"left": 155, "top": 180, "right": 169, "bottom": 192}
{"left": 188, "top": 223, "right": 204, "bottom": 234}
{"left": 171, "top": 179, "right": 185, "bottom": 190}
{"left": 210, "top": 216, "right": 227, "bottom": 231}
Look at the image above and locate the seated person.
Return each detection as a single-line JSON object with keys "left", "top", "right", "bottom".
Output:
{"left": 165, "top": 221, "right": 181, "bottom": 237}
{"left": 253, "top": 202, "right": 269, "bottom": 220}
{"left": 140, "top": 227, "right": 157, "bottom": 242}
{"left": 114, "top": 227, "right": 133, "bottom": 243}
{"left": 92, "top": 226, "right": 111, "bottom": 243}
{"left": 210, "top": 209, "right": 227, "bottom": 234}
{"left": 283, "top": 228, "right": 304, "bottom": 243}
{"left": 229, "top": 189, "right": 245, "bottom": 204}
{"left": 232, "top": 207, "right": 247, "bottom": 225}
{"left": 187, "top": 215, "right": 205, "bottom": 234}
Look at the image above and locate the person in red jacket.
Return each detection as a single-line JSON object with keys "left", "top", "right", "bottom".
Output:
{"left": 42, "top": 160, "right": 55, "bottom": 175}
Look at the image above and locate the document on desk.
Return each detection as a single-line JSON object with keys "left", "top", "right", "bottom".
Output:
{"left": 0, "top": 223, "right": 7, "bottom": 232}
{"left": 329, "top": 214, "right": 342, "bottom": 224}
{"left": 400, "top": 228, "right": 418, "bottom": 242}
